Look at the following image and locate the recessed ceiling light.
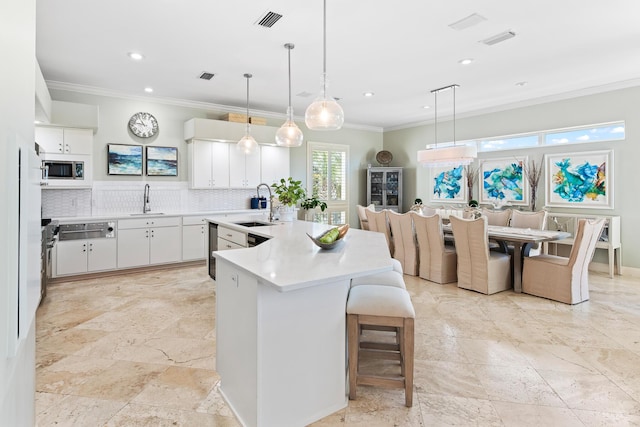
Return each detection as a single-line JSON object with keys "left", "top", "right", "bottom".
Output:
{"left": 363, "top": 92, "right": 375, "bottom": 97}
{"left": 144, "top": 87, "right": 153, "bottom": 93}
{"left": 480, "top": 31, "right": 516, "bottom": 46}
{"left": 422, "top": 105, "right": 430, "bottom": 109}
{"left": 515, "top": 81, "right": 528, "bottom": 87}
{"left": 128, "top": 52, "right": 144, "bottom": 61}
{"left": 449, "top": 13, "right": 487, "bottom": 31}
{"left": 459, "top": 58, "right": 474, "bottom": 65}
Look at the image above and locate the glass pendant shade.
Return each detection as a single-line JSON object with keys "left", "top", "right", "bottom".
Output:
{"left": 276, "top": 43, "right": 304, "bottom": 147}
{"left": 305, "top": 0, "right": 344, "bottom": 131}
{"left": 236, "top": 73, "right": 259, "bottom": 155}
{"left": 276, "top": 108, "right": 304, "bottom": 147}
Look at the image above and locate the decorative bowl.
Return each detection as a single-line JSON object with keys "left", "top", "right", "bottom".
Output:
{"left": 376, "top": 150, "right": 393, "bottom": 166}
{"left": 307, "top": 224, "right": 349, "bottom": 249}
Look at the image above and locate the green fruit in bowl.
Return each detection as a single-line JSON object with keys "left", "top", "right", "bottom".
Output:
{"left": 318, "top": 227, "right": 340, "bottom": 244}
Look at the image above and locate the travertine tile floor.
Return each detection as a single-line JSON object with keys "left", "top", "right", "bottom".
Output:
{"left": 36, "top": 265, "right": 640, "bottom": 426}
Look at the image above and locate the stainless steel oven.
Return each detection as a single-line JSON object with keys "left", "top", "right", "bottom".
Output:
{"left": 58, "top": 222, "right": 116, "bottom": 241}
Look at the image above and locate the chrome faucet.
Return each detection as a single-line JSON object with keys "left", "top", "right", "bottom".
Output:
{"left": 143, "top": 184, "right": 151, "bottom": 213}
{"left": 256, "top": 183, "right": 274, "bottom": 222}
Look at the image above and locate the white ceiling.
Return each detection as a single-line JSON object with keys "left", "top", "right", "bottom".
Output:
{"left": 36, "top": 0, "right": 640, "bottom": 130}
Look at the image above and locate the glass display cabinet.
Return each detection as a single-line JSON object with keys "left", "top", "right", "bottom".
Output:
{"left": 367, "top": 167, "right": 402, "bottom": 212}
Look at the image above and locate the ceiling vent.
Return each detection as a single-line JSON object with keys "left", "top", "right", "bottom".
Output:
{"left": 255, "top": 11, "right": 283, "bottom": 28}
{"left": 199, "top": 72, "right": 215, "bottom": 80}
{"left": 480, "top": 30, "right": 516, "bottom": 46}
{"left": 449, "top": 13, "right": 487, "bottom": 31}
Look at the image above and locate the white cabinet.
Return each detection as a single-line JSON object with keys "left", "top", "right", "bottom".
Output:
{"left": 188, "top": 140, "right": 230, "bottom": 189}
{"left": 260, "top": 145, "right": 290, "bottom": 185}
{"left": 36, "top": 127, "right": 93, "bottom": 155}
{"left": 217, "top": 225, "right": 247, "bottom": 250}
{"left": 56, "top": 239, "right": 116, "bottom": 276}
{"left": 229, "top": 148, "right": 261, "bottom": 188}
{"left": 117, "top": 217, "right": 182, "bottom": 268}
{"left": 182, "top": 216, "right": 208, "bottom": 261}
{"left": 545, "top": 213, "right": 621, "bottom": 278}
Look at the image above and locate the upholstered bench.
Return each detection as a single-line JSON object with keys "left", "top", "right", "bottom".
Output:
{"left": 346, "top": 284, "right": 415, "bottom": 407}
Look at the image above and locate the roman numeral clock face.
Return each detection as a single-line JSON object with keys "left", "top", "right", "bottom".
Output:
{"left": 128, "top": 112, "right": 159, "bottom": 138}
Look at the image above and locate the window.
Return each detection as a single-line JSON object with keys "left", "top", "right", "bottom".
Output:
{"left": 308, "top": 142, "right": 349, "bottom": 225}
{"left": 457, "top": 121, "right": 625, "bottom": 153}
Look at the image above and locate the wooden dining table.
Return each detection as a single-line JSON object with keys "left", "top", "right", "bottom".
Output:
{"left": 443, "top": 224, "right": 571, "bottom": 293}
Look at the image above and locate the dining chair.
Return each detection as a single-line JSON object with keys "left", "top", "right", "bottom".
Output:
{"left": 481, "top": 208, "right": 512, "bottom": 226}
{"left": 420, "top": 206, "right": 437, "bottom": 217}
{"left": 522, "top": 218, "right": 605, "bottom": 304}
{"left": 387, "top": 211, "right": 418, "bottom": 276}
{"left": 413, "top": 213, "right": 457, "bottom": 284}
{"left": 449, "top": 215, "right": 512, "bottom": 294}
{"left": 365, "top": 209, "right": 394, "bottom": 256}
{"left": 509, "top": 210, "right": 548, "bottom": 256}
{"left": 356, "top": 204, "right": 375, "bottom": 230}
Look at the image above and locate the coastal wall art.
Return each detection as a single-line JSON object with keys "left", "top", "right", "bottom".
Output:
{"left": 430, "top": 164, "right": 467, "bottom": 203}
{"left": 108, "top": 144, "right": 143, "bottom": 176}
{"left": 479, "top": 157, "right": 528, "bottom": 207}
{"left": 146, "top": 146, "right": 178, "bottom": 176}
{"left": 545, "top": 150, "right": 613, "bottom": 209}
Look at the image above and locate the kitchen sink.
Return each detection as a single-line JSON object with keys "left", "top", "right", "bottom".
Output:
{"left": 233, "top": 221, "right": 274, "bottom": 227}
{"left": 130, "top": 212, "right": 165, "bottom": 216}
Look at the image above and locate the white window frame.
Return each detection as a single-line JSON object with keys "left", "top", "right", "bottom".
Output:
{"left": 307, "top": 141, "right": 350, "bottom": 225}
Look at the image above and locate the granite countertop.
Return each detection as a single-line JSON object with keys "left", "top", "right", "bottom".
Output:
{"left": 208, "top": 216, "right": 394, "bottom": 292}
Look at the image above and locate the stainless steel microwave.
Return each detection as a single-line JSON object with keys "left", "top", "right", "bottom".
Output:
{"left": 42, "top": 159, "right": 84, "bottom": 180}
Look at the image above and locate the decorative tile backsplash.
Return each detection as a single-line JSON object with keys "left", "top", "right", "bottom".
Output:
{"left": 41, "top": 181, "right": 257, "bottom": 218}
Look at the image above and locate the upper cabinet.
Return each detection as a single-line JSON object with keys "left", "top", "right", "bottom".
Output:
{"left": 188, "top": 140, "right": 230, "bottom": 189}
{"left": 229, "top": 148, "right": 261, "bottom": 188}
{"left": 35, "top": 126, "right": 93, "bottom": 155}
{"left": 260, "top": 145, "right": 290, "bottom": 186}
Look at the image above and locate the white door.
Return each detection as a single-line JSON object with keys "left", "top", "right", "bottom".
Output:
{"left": 261, "top": 145, "right": 290, "bottom": 185}
{"left": 87, "top": 239, "right": 117, "bottom": 272}
{"left": 190, "top": 140, "right": 213, "bottom": 188}
{"left": 56, "top": 240, "right": 88, "bottom": 275}
{"left": 63, "top": 128, "right": 92, "bottom": 155}
{"left": 150, "top": 226, "right": 182, "bottom": 264}
{"left": 117, "top": 228, "right": 150, "bottom": 268}
{"left": 211, "top": 142, "right": 230, "bottom": 187}
{"left": 35, "top": 127, "right": 64, "bottom": 154}
{"left": 182, "top": 224, "right": 206, "bottom": 261}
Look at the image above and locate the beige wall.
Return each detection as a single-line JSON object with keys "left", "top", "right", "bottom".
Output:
{"left": 384, "top": 86, "right": 640, "bottom": 268}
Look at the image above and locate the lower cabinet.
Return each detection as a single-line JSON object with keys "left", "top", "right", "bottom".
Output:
{"left": 117, "top": 217, "right": 182, "bottom": 268}
{"left": 56, "top": 239, "right": 117, "bottom": 276}
{"left": 182, "top": 216, "right": 208, "bottom": 261}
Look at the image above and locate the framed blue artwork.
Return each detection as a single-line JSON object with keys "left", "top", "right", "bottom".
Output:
{"left": 545, "top": 150, "right": 613, "bottom": 209}
{"left": 146, "top": 146, "right": 178, "bottom": 176}
{"left": 108, "top": 144, "right": 143, "bottom": 176}
{"left": 479, "top": 157, "right": 528, "bottom": 207}
{"left": 430, "top": 165, "right": 467, "bottom": 203}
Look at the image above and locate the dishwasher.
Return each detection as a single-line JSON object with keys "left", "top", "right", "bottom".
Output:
{"left": 208, "top": 223, "right": 218, "bottom": 280}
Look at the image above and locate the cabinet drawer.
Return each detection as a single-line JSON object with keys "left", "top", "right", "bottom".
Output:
{"left": 183, "top": 216, "right": 208, "bottom": 226}
{"left": 218, "top": 226, "right": 247, "bottom": 247}
{"left": 119, "top": 216, "right": 181, "bottom": 229}
{"left": 218, "top": 237, "right": 246, "bottom": 250}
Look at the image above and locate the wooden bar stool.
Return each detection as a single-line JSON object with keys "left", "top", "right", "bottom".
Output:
{"left": 347, "top": 285, "right": 415, "bottom": 407}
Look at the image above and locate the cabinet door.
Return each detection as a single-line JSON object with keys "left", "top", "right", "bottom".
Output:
{"left": 211, "top": 142, "right": 230, "bottom": 187}
{"left": 190, "top": 140, "right": 214, "bottom": 188}
{"left": 261, "top": 145, "right": 290, "bottom": 185}
{"left": 118, "top": 228, "right": 150, "bottom": 268}
{"left": 35, "top": 127, "right": 64, "bottom": 154}
{"left": 229, "top": 149, "right": 261, "bottom": 187}
{"left": 87, "top": 239, "right": 117, "bottom": 272}
{"left": 63, "top": 128, "right": 93, "bottom": 155}
{"left": 150, "top": 226, "right": 182, "bottom": 264}
{"left": 182, "top": 224, "right": 206, "bottom": 261}
{"left": 56, "top": 240, "right": 88, "bottom": 275}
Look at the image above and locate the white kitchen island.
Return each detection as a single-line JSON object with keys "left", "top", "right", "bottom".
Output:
{"left": 208, "top": 218, "right": 394, "bottom": 427}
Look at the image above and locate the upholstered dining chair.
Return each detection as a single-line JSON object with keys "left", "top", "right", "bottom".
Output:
{"left": 413, "top": 213, "right": 457, "bottom": 284}
{"left": 356, "top": 204, "right": 375, "bottom": 230}
{"left": 387, "top": 211, "right": 418, "bottom": 276}
{"left": 449, "top": 216, "right": 512, "bottom": 295}
{"left": 365, "top": 209, "right": 394, "bottom": 256}
{"left": 522, "top": 218, "right": 605, "bottom": 304}
{"left": 509, "top": 210, "right": 548, "bottom": 256}
{"left": 481, "top": 208, "right": 512, "bottom": 226}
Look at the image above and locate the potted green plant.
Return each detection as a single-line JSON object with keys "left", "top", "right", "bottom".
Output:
{"left": 299, "top": 196, "right": 328, "bottom": 221}
{"left": 271, "top": 177, "right": 306, "bottom": 221}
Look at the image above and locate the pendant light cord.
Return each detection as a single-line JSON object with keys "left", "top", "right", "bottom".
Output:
{"left": 244, "top": 73, "right": 251, "bottom": 134}
{"left": 434, "top": 90, "right": 438, "bottom": 149}
{"left": 286, "top": 44, "right": 293, "bottom": 117}
{"left": 452, "top": 84, "right": 456, "bottom": 146}
{"left": 322, "top": 0, "right": 327, "bottom": 98}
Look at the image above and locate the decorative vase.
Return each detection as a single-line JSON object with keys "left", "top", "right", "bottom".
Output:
{"left": 278, "top": 205, "right": 296, "bottom": 222}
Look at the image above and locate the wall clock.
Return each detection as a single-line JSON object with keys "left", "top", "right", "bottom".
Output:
{"left": 128, "top": 112, "right": 159, "bottom": 138}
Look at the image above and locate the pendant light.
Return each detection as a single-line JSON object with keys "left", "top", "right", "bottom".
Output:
{"left": 304, "top": 0, "right": 344, "bottom": 130}
{"left": 275, "top": 43, "right": 304, "bottom": 147}
{"left": 237, "top": 73, "right": 259, "bottom": 155}
{"left": 417, "top": 84, "right": 477, "bottom": 167}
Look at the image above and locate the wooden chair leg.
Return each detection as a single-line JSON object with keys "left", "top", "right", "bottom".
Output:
{"left": 347, "top": 313, "right": 359, "bottom": 401}
{"left": 404, "top": 318, "right": 414, "bottom": 407}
